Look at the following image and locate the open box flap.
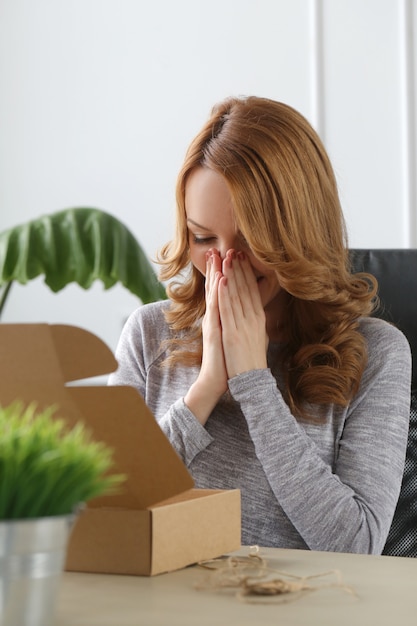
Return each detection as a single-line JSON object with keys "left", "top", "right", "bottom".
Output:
{"left": 50, "top": 324, "right": 119, "bottom": 381}
{"left": 0, "top": 323, "right": 118, "bottom": 383}
{"left": 0, "top": 323, "right": 194, "bottom": 509}
{"left": 67, "top": 386, "right": 194, "bottom": 508}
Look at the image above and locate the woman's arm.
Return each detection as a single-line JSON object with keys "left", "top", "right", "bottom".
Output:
{"left": 228, "top": 320, "right": 411, "bottom": 554}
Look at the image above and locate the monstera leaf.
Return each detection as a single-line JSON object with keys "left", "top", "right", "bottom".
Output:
{"left": 0, "top": 207, "right": 166, "bottom": 317}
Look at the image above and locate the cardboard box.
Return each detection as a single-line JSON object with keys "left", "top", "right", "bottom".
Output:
{"left": 0, "top": 323, "right": 241, "bottom": 576}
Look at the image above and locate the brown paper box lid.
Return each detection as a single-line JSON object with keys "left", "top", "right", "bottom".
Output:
{"left": 0, "top": 323, "right": 194, "bottom": 509}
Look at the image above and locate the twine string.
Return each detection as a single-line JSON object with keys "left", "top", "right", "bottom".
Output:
{"left": 196, "top": 546, "right": 356, "bottom": 604}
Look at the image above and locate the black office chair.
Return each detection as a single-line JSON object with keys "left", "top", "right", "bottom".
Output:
{"left": 350, "top": 249, "right": 417, "bottom": 557}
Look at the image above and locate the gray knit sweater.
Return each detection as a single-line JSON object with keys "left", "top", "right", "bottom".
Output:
{"left": 108, "top": 300, "right": 411, "bottom": 554}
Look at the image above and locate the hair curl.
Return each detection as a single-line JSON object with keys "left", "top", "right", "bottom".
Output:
{"left": 157, "top": 96, "right": 377, "bottom": 418}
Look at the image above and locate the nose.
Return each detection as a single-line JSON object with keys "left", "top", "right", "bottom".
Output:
{"left": 218, "top": 234, "right": 246, "bottom": 260}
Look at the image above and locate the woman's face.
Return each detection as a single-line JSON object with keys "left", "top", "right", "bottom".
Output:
{"left": 185, "top": 166, "right": 283, "bottom": 312}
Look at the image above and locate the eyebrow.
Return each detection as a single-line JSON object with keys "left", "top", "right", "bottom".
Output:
{"left": 186, "top": 218, "right": 212, "bottom": 231}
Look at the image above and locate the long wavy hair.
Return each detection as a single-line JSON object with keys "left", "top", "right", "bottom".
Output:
{"left": 157, "top": 96, "right": 377, "bottom": 418}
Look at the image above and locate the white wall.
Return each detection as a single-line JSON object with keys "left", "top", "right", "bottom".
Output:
{"left": 0, "top": 0, "right": 416, "bottom": 353}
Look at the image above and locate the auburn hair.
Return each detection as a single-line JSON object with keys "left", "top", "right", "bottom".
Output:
{"left": 157, "top": 96, "right": 377, "bottom": 418}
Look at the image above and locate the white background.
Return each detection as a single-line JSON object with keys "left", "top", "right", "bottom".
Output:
{"left": 0, "top": 0, "right": 416, "bottom": 353}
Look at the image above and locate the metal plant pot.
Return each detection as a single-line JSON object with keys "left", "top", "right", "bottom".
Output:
{"left": 0, "top": 514, "right": 74, "bottom": 626}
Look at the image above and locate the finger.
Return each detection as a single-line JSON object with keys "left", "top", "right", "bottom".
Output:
{"left": 218, "top": 274, "right": 239, "bottom": 334}
{"left": 223, "top": 250, "right": 262, "bottom": 319}
{"left": 205, "top": 250, "right": 218, "bottom": 297}
{"left": 205, "top": 269, "right": 223, "bottom": 326}
{"left": 211, "top": 248, "right": 222, "bottom": 275}
{"left": 221, "top": 251, "right": 244, "bottom": 321}
{"left": 236, "top": 252, "right": 264, "bottom": 313}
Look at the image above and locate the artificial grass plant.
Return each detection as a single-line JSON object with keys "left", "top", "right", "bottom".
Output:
{"left": 0, "top": 401, "right": 125, "bottom": 520}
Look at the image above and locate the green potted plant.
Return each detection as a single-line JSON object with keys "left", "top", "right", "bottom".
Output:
{"left": 0, "top": 400, "right": 125, "bottom": 626}
{"left": 0, "top": 206, "right": 166, "bottom": 319}
{"left": 0, "top": 207, "right": 163, "bottom": 624}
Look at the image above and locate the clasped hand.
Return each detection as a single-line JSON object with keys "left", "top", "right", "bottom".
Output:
{"left": 202, "top": 248, "right": 268, "bottom": 395}
{"left": 184, "top": 248, "right": 269, "bottom": 424}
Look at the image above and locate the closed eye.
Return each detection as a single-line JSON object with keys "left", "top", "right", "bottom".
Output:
{"left": 192, "top": 236, "right": 216, "bottom": 245}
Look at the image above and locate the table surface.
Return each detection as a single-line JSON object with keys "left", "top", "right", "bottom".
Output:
{"left": 56, "top": 547, "right": 417, "bottom": 626}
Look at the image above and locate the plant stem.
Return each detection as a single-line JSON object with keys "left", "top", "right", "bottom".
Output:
{"left": 0, "top": 281, "right": 13, "bottom": 320}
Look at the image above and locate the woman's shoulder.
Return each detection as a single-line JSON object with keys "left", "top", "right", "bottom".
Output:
{"left": 358, "top": 316, "right": 410, "bottom": 350}
{"left": 128, "top": 299, "right": 171, "bottom": 327}
{"left": 358, "top": 316, "right": 411, "bottom": 372}
{"left": 121, "top": 299, "right": 172, "bottom": 347}
{"left": 116, "top": 300, "right": 172, "bottom": 367}
{"left": 350, "top": 317, "right": 412, "bottom": 413}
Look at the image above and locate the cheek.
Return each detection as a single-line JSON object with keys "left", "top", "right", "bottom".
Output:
{"left": 258, "top": 271, "right": 281, "bottom": 295}
{"left": 189, "top": 246, "right": 207, "bottom": 276}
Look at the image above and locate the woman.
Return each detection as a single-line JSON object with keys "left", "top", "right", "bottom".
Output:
{"left": 109, "top": 96, "right": 411, "bottom": 554}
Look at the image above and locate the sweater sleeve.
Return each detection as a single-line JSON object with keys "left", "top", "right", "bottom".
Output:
{"left": 227, "top": 320, "right": 411, "bottom": 554}
{"left": 157, "top": 399, "right": 214, "bottom": 466}
{"left": 108, "top": 303, "right": 214, "bottom": 464}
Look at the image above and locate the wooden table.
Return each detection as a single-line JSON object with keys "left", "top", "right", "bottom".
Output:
{"left": 56, "top": 547, "right": 417, "bottom": 625}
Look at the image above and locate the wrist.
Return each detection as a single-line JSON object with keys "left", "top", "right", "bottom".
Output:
{"left": 184, "top": 380, "right": 224, "bottom": 425}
